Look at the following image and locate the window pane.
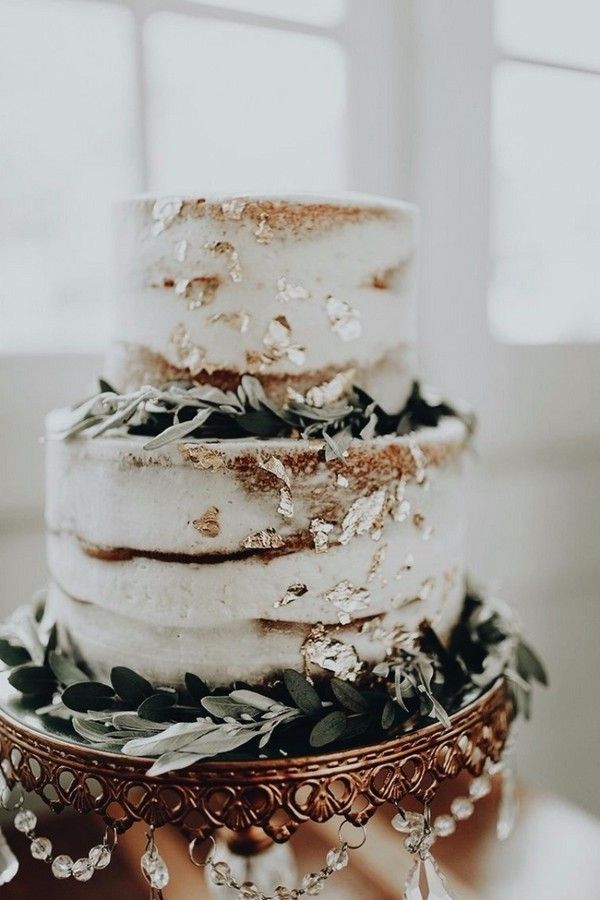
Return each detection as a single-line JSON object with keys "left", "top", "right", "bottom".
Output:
{"left": 489, "top": 62, "right": 600, "bottom": 343}
{"left": 0, "top": 0, "right": 139, "bottom": 353}
{"left": 144, "top": 14, "right": 346, "bottom": 194}
{"left": 188, "top": 0, "right": 345, "bottom": 27}
{"left": 495, "top": 0, "right": 600, "bottom": 70}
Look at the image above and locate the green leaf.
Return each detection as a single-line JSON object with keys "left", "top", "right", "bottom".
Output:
{"left": 330, "top": 679, "right": 368, "bottom": 713}
{"left": 8, "top": 664, "right": 55, "bottom": 695}
{"left": 515, "top": 640, "right": 548, "bottom": 686}
{"left": 185, "top": 673, "right": 209, "bottom": 704}
{"left": 62, "top": 681, "right": 116, "bottom": 713}
{"left": 43, "top": 625, "right": 58, "bottom": 667}
{"left": 48, "top": 651, "right": 89, "bottom": 687}
{"left": 0, "top": 639, "right": 31, "bottom": 667}
{"left": 137, "top": 692, "right": 178, "bottom": 722}
{"left": 98, "top": 378, "right": 116, "bottom": 394}
{"left": 340, "top": 714, "right": 371, "bottom": 742}
{"left": 110, "top": 667, "right": 154, "bottom": 705}
{"left": 283, "top": 670, "right": 322, "bottom": 717}
{"left": 381, "top": 698, "right": 398, "bottom": 730}
{"left": 309, "top": 711, "right": 347, "bottom": 748}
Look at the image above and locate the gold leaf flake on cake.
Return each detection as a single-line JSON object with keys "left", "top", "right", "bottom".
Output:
{"left": 221, "top": 197, "right": 247, "bottom": 220}
{"left": 241, "top": 528, "right": 285, "bottom": 550}
{"left": 339, "top": 489, "right": 387, "bottom": 545}
{"left": 174, "top": 275, "right": 221, "bottom": 310}
{"left": 390, "top": 476, "right": 411, "bottom": 522}
{"left": 152, "top": 197, "right": 182, "bottom": 235}
{"left": 324, "top": 580, "right": 371, "bottom": 625}
{"left": 275, "top": 277, "right": 311, "bottom": 303}
{"left": 325, "top": 295, "right": 362, "bottom": 342}
{"left": 180, "top": 446, "right": 225, "bottom": 470}
{"left": 336, "top": 473, "right": 349, "bottom": 488}
{"left": 254, "top": 213, "right": 273, "bottom": 244}
{"left": 288, "top": 368, "right": 355, "bottom": 410}
{"left": 169, "top": 324, "right": 206, "bottom": 375}
{"left": 174, "top": 239, "right": 188, "bottom": 262}
{"left": 208, "top": 310, "right": 251, "bottom": 333}
{"left": 258, "top": 315, "right": 306, "bottom": 369}
{"left": 408, "top": 436, "right": 428, "bottom": 485}
{"left": 274, "top": 582, "right": 308, "bottom": 608}
{"left": 367, "top": 544, "right": 387, "bottom": 582}
{"left": 310, "top": 518, "right": 334, "bottom": 554}
{"left": 259, "top": 456, "right": 294, "bottom": 519}
{"left": 302, "top": 625, "right": 363, "bottom": 682}
{"left": 205, "top": 240, "right": 242, "bottom": 282}
{"left": 192, "top": 506, "right": 220, "bottom": 537}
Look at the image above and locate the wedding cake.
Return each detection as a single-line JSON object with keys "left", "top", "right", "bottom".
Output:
{"left": 44, "top": 194, "right": 470, "bottom": 689}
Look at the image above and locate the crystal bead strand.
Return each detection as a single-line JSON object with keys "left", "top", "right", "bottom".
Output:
{"left": 141, "top": 825, "right": 170, "bottom": 899}
{"left": 189, "top": 823, "right": 363, "bottom": 899}
{"left": 392, "top": 769, "right": 494, "bottom": 900}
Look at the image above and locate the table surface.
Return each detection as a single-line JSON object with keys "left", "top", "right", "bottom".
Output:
{"left": 1, "top": 771, "right": 599, "bottom": 898}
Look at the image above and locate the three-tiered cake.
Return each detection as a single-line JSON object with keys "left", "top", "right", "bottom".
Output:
{"left": 45, "top": 195, "right": 469, "bottom": 689}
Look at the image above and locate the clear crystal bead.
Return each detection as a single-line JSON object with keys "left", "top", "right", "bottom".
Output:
{"left": 450, "top": 796, "right": 474, "bottom": 820}
{"left": 72, "top": 857, "right": 94, "bottom": 882}
{"left": 14, "top": 809, "right": 37, "bottom": 834}
{"left": 433, "top": 815, "right": 456, "bottom": 838}
{"left": 209, "top": 859, "right": 232, "bottom": 885}
{"left": 404, "top": 830, "right": 435, "bottom": 855}
{"left": 469, "top": 775, "right": 492, "bottom": 800}
{"left": 301, "top": 871, "right": 325, "bottom": 895}
{"left": 30, "top": 837, "right": 52, "bottom": 861}
{"left": 51, "top": 854, "right": 73, "bottom": 879}
{"left": 89, "top": 844, "right": 111, "bottom": 869}
{"left": 274, "top": 886, "right": 296, "bottom": 899}
{"left": 404, "top": 854, "right": 457, "bottom": 900}
{"left": 497, "top": 764, "right": 518, "bottom": 840}
{"left": 240, "top": 882, "right": 261, "bottom": 899}
{"left": 0, "top": 828, "right": 19, "bottom": 885}
{"left": 141, "top": 850, "right": 170, "bottom": 889}
{"left": 326, "top": 845, "right": 349, "bottom": 870}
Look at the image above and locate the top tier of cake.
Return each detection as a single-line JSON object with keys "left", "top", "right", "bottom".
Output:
{"left": 107, "top": 194, "right": 417, "bottom": 411}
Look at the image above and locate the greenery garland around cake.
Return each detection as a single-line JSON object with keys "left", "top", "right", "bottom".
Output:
{"left": 52, "top": 376, "right": 475, "bottom": 459}
{"left": 0, "top": 592, "right": 545, "bottom": 776}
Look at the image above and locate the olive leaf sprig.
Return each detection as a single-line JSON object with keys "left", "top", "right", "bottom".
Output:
{"left": 0, "top": 591, "right": 546, "bottom": 775}
{"left": 51, "top": 377, "right": 474, "bottom": 460}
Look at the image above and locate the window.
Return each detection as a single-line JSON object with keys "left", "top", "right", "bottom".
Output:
{"left": 490, "top": 0, "right": 600, "bottom": 343}
{"left": 0, "top": 0, "right": 347, "bottom": 354}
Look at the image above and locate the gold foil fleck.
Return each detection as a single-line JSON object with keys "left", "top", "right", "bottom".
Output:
{"left": 241, "top": 529, "right": 285, "bottom": 550}
{"left": 288, "top": 368, "right": 355, "bottom": 409}
{"left": 274, "top": 582, "right": 308, "bottom": 608}
{"left": 208, "top": 310, "right": 251, "bottom": 333}
{"left": 169, "top": 323, "right": 206, "bottom": 375}
{"left": 276, "top": 277, "right": 311, "bottom": 303}
{"left": 205, "top": 241, "right": 242, "bottom": 282}
{"left": 367, "top": 544, "right": 387, "bottom": 582}
{"left": 222, "top": 197, "right": 247, "bottom": 220}
{"left": 390, "top": 476, "right": 411, "bottom": 522}
{"left": 340, "top": 489, "right": 387, "bottom": 545}
{"left": 302, "top": 625, "right": 362, "bottom": 682}
{"left": 324, "top": 580, "right": 371, "bottom": 625}
{"left": 174, "top": 239, "right": 188, "bottom": 262}
{"left": 261, "top": 315, "right": 306, "bottom": 368}
{"left": 192, "top": 506, "right": 220, "bottom": 537}
{"left": 310, "top": 518, "right": 334, "bottom": 554}
{"left": 325, "top": 295, "right": 362, "bottom": 342}
{"left": 255, "top": 213, "right": 273, "bottom": 244}
{"left": 336, "top": 474, "right": 349, "bottom": 488}
{"left": 152, "top": 197, "right": 182, "bottom": 235}
{"left": 181, "top": 446, "right": 225, "bottom": 470}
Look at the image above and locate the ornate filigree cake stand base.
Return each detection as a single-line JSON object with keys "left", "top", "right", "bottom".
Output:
{"left": 0, "top": 679, "right": 512, "bottom": 895}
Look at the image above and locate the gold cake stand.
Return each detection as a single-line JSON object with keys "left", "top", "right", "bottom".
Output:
{"left": 0, "top": 678, "right": 511, "bottom": 854}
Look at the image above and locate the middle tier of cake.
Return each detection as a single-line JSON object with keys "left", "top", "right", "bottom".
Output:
{"left": 45, "top": 417, "right": 468, "bottom": 687}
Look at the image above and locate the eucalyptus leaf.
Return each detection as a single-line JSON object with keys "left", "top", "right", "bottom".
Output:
{"left": 309, "top": 711, "right": 347, "bottom": 748}
{"left": 185, "top": 672, "right": 209, "bottom": 703}
{"left": 330, "top": 679, "right": 368, "bottom": 713}
{"left": 49, "top": 651, "right": 89, "bottom": 686}
{"left": 0, "top": 639, "right": 31, "bottom": 667}
{"left": 62, "top": 681, "right": 116, "bottom": 713}
{"left": 515, "top": 640, "right": 548, "bottom": 686}
{"left": 147, "top": 751, "right": 207, "bottom": 777}
{"left": 201, "top": 695, "right": 258, "bottom": 720}
{"left": 110, "top": 667, "right": 154, "bottom": 705}
{"left": 283, "top": 670, "right": 322, "bottom": 717}
{"left": 8, "top": 664, "right": 55, "bottom": 695}
{"left": 381, "top": 698, "right": 398, "bottom": 730}
{"left": 123, "top": 720, "right": 219, "bottom": 757}
{"left": 137, "top": 692, "right": 178, "bottom": 722}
